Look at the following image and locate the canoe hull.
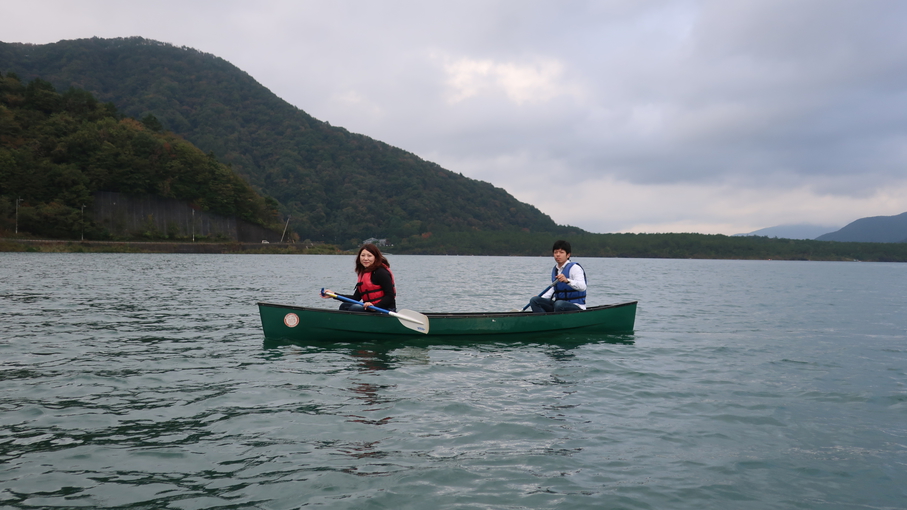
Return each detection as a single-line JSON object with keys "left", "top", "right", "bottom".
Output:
{"left": 258, "top": 301, "right": 637, "bottom": 342}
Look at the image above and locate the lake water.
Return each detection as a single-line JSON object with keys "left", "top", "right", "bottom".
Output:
{"left": 1, "top": 253, "right": 905, "bottom": 509}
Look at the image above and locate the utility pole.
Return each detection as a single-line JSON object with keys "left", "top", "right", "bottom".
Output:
{"left": 81, "top": 204, "right": 86, "bottom": 241}
{"left": 280, "top": 216, "right": 290, "bottom": 243}
{"left": 15, "top": 197, "right": 21, "bottom": 234}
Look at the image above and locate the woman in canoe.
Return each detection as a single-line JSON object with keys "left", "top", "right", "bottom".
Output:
{"left": 322, "top": 243, "right": 396, "bottom": 312}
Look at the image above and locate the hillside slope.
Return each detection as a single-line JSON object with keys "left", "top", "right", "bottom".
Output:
{"left": 0, "top": 37, "right": 565, "bottom": 245}
{"left": 0, "top": 72, "right": 278, "bottom": 240}
{"left": 816, "top": 212, "right": 907, "bottom": 243}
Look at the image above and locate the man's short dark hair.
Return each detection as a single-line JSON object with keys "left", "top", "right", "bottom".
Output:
{"left": 552, "top": 240, "right": 571, "bottom": 254}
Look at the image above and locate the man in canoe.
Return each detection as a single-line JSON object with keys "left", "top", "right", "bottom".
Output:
{"left": 322, "top": 243, "right": 397, "bottom": 312}
{"left": 529, "top": 240, "right": 587, "bottom": 313}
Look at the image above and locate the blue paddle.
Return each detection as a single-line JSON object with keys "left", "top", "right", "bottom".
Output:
{"left": 519, "top": 281, "right": 558, "bottom": 311}
{"left": 321, "top": 289, "right": 429, "bottom": 334}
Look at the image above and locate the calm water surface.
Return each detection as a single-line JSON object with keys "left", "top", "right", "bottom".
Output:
{"left": 1, "top": 253, "right": 905, "bottom": 509}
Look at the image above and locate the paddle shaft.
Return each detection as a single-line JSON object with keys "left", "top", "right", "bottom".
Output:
{"left": 322, "top": 289, "right": 424, "bottom": 326}
{"left": 521, "top": 281, "right": 558, "bottom": 311}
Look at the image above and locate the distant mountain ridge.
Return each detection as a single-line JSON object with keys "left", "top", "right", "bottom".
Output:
{"left": 0, "top": 37, "right": 569, "bottom": 245}
{"left": 736, "top": 213, "right": 907, "bottom": 243}
{"left": 816, "top": 212, "right": 907, "bottom": 243}
{"left": 734, "top": 224, "right": 839, "bottom": 240}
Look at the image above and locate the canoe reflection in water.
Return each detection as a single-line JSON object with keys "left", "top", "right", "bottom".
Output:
{"left": 347, "top": 349, "right": 394, "bottom": 427}
{"left": 339, "top": 348, "right": 410, "bottom": 464}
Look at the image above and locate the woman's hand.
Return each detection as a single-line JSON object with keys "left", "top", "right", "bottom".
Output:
{"left": 321, "top": 289, "right": 334, "bottom": 298}
{"left": 362, "top": 301, "right": 373, "bottom": 309}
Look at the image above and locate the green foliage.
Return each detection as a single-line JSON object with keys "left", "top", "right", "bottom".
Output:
{"left": 0, "top": 37, "right": 564, "bottom": 243}
{"left": 141, "top": 113, "right": 163, "bottom": 132}
{"left": 0, "top": 71, "right": 279, "bottom": 239}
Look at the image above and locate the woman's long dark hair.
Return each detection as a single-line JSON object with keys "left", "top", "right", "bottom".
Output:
{"left": 355, "top": 243, "right": 390, "bottom": 274}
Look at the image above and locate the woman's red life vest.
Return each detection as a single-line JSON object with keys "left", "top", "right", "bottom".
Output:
{"left": 356, "top": 264, "right": 395, "bottom": 303}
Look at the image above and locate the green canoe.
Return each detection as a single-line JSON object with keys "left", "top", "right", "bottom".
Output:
{"left": 257, "top": 301, "right": 637, "bottom": 342}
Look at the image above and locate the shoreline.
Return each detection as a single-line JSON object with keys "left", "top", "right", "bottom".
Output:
{"left": 2, "top": 237, "right": 905, "bottom": 262}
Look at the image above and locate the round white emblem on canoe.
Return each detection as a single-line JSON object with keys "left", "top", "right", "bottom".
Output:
{"left": 283, "top": 313, "right": 300, "bottom": 327}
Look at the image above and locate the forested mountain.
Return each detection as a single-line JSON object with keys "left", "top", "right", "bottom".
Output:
{"left": 816, "top": 212, "right": 907, "bottom": 243}
{"left": 0, "top": 37, "right": 566, "bottom": 245}
{"left": 0, "top": 72, "right": 279, "bottom": 239}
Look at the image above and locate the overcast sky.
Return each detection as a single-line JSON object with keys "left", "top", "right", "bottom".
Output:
{"left": 4, "top": 0, "right": 907, "bottom": 234}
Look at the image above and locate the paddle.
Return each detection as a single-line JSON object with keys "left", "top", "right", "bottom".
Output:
{"left": 321, "top": 289, "right": 429, "bottom": 334}
{"left": 516, "top": 281, "right": 558, "bottom": 312}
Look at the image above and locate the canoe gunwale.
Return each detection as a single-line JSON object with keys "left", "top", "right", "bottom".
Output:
{"left": 257, "top": 301, "right": 638, "bottom": 319}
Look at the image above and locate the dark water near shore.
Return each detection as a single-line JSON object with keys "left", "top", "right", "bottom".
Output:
{"left": 1, "top": 253, "right": 905, "bottom": 509}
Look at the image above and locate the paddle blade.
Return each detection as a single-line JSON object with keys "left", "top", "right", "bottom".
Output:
{"left": 392, "top": 309, "right": 430, "bottom": 334}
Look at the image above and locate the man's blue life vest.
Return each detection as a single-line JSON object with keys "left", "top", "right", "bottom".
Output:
{"left": 551, "top": 262, "right": 587, "bottom": 305}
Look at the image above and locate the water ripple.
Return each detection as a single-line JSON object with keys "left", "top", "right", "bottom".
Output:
{"left": 1, "top": 254, "right": 905, "bottom": 508}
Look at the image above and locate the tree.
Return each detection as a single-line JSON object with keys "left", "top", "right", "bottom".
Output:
{"left": 0, "top": 75, "right": 280, "bottom": 239}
